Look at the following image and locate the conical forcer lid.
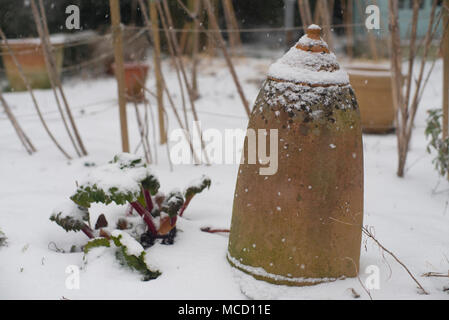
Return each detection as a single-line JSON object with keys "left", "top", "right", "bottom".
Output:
{"left": 267, "top": 25, "right": 349, "bottom": 87}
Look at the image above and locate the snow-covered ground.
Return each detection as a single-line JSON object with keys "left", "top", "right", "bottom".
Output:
{"left": 0, "top": 55, "right": 448, "bottom": 300}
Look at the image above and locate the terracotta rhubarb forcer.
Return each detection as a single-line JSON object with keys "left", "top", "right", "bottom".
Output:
{"left": 227, "top": 25, "right": 364, "bottom": 286}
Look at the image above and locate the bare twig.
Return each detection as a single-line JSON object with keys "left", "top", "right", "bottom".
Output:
{"left": 298, "top": 0, "right": 312, "bottom": 30}
{"left": 349, "top": 288, "right": 360, "bottom": 299}
{"left": 30, "top": 0, "right": 82, "bottom": 157}
{"left": 139, "top": 82, "right": 202, "bottom": 164}
{"left": 133, "top": 100, "right": 152, "bottom": 164}
{"left": 345, "top": 256, "right": 373, "bottom": 300}
{"left": 191, "top": 0, "right": 202, "bottom": 97}
{"left": 148, "top": 0, "right": 166, "bottom": 145}
{"left": 160, "top": 0, "right": 210, "bottom": 165}
{"left": 315, "top": 0, "right": 334, "bottom": 51}
{"left": 36, "top": 0, "right": 88, "bottom": 156}
{"left": 0, "top": 88, "right": 36, "bottom": 154}
{"left": 389, "top": 0, "right": 441, "bottom": 177}
{"left": 329, "top": 217, "right": 429, "bottom": 295}
{"left": 0, "top": 27, "right": 71, "bottom": 159}
{"left": 177, "top": 0, "right": 251, "bottom": 118}
{"left": 222, "top": 0, "right": 242, "bottom": 54}
{"left": 362, "top": 226, "right": 429, "bottom": 295}
{"left": 341, "top": 0, "right": 354, "bottom": 59}
{"left": 145, "top": 96, "right": 158, "bottom": 165}
{"left": 109, "top": 0, "right": 130, "bottom": 153}
{"left": 421, "top": 271, "right": 449, "bottom": 278}
{"left": 137, "top": 0, "right": 190, "bottom": 137}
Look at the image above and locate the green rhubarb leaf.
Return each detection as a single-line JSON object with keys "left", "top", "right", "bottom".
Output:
{"left": 83, "top": 237, "right": 111, "bottom": 254}
{"left": 70, "top": 153, "right": 158, "bottom": 208}
{"left": 110, "top": 231, "right": 161, "bottom": 281}
{"left": 160, "top": 191, "right": 184, "bottom": 218}
{"left": 184, "top": 175, "right": 211, "bottom": 200}
{"left": 50, "top": 202, "right": 89, "bottom": 233}
{"left": 141, "top": 174, "right": 160, "bottom": 195}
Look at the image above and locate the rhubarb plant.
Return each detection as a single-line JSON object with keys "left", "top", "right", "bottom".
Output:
{"left": 69, "top": 153, "right": 160, "bottom": 236}
{"left": 50, "top": 153, "right": 211, "bottom": 278}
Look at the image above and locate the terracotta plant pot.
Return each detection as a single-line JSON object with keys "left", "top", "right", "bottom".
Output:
{"left": 227, "top": 25, "right": 364, "bottom": 286}
{"left": 345, "top": 63, "right": 395, "bottom": 134}
{"left": 113, "top": 62, "right": 150, "bottom": 102}
{"left": 1, "top": 38, "right": 64, "bottom": 91}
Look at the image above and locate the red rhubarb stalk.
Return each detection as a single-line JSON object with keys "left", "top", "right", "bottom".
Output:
{"left": 130, "top": 201, "right": 157, "bottom": 235}
{"left": 142, "top": 187, "right": 154, "bottom": 212}
{"left": 201, "top": 227, "right": 230, "bottom": 234}
{"left": 170, "top": 216, "right": 177, "bottom": 227}
{"left": 178, "top": 196, "right": 193, "bottom": 217}
{"left": 170, "top": 195, "right": 194, "bottom": 226}
{"left": 81, "top": 224, "right": 95, "bottom": 239}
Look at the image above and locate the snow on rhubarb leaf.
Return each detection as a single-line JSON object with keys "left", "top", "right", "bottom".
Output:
{"left": 71, "top": 153, "right": 159, "bottom": 207}
{"left": 111, "top": 230, "right": 144, "bottom": 257}
{"left": 110, "top": 230, "right": 161, "bottom": 281}
{"left": 161, "top": 191, "right": 184, "bottom": 218}
{"left": 50, "top": 201, "right": 90, "bottom": 232}
{"left": 150, "top": 190, "right": 184, "bottom": 218}
{"left": 184, "top": 175, "right": 212, "bottom": 200}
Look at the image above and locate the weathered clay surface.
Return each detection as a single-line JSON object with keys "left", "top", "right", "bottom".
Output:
{"left": 228, "top": 79, "right": 364, "bottom": 286}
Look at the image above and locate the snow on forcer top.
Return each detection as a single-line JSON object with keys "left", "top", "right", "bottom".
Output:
{"left": 267, "top": 25, "right": 349, "bottom": 86}
{"left": 307, "top": 24, "right": 321, "bottom": 30}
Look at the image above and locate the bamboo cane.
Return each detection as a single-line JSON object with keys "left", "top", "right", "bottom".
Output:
{"left": 160, "top": 0, "right": 211, "bottom": 165}
{"left": 191, "top": 0, "right": 201, "bottom": 98}
{"left": 30, "top": 0, "right": 82, "bottom": 157}
{"left": 298, "top": 0, "right": 312, "bottom": 30}
{"left": 137, "top": 0, "right": 201, "bottom": 164}
{"left": 139, "top": 79, "right": 202, "bottom": 164}
{"left": 109, "top": 0, "right": 130, "bottom": 153}
{"left": 157, "top": 2, "right": 191, "bottom": 133}
{"left": 149, "top": 0, "right": 167, "bottom": 145}
{"left": 313, "top": 0, "right": 322, "bottom": 25}
{"left": 206, "top": 0, "right": 219, "bottom": 56}
{"left": 193, "top": 0, "right": 251, "bottom": 117}
{"left": 0, "top": 28, "right": 72, "bottom": 159}
{"left": 133, "top": 100, "right": 152, "bottom": 163}
{"left": 222, "top": 0, "right": 241, "bottom": 55}
{"left": 316, "top": 0, "right": 334, "bottom": 51}
{"left": 140, "top": 0, "right": 189, "bottom": 135}
{"left": 0, "top": 88, "right": 36, "bottom": 154}
{"left": 144, "top": 97, "right": 158, "bottom": 164}
{"left": 36, "top": 0, "right": 88, "bottom": 156}
{"left": 341, "top": 0, "right": 354, "bottom": 59}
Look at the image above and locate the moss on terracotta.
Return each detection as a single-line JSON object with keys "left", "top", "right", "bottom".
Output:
{"left": 228, "top": 81, "right": 363, "bottom": 286}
